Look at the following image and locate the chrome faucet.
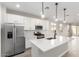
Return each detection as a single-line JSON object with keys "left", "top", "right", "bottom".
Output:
{"left": 54, "top": 30, "right": 57, "bottom": 39}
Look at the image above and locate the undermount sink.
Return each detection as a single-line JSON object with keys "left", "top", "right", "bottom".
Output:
{"left": 46, "top": 37, "right": 55, "bottom": 40}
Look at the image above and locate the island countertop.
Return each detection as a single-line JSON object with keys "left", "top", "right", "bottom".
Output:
{"left": 30, "top": 36, "right": 73, "bottom": 52}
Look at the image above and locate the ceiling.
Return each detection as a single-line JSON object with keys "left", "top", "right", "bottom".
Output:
{"left": 1, "top": 2, "right": 79, "bottom": 25}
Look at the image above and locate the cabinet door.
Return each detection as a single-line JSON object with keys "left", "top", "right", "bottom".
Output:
{"left": 24, "top": 17, "right": 31, "bottom": 30}
{"left": 14, "top": 15, "right": 24, "bottom": 26}
{"left": 40, "top": 20, "right": 48, "bottom": 30}
{"left": 44, "top": 20, "right": 49, "bottom": 30}
{"left": 7, "top": 14, "right": 20, "bottom": 23}
{"left": 30, "top": 18, "right": 36, "bottom": 30}
{"left": 7, "top": 14, "right": 15, "bottom": 23}
{"left": 7, "top": 14, "right": 24, "bottom": 26}
{"left": 18, "top": 15, "right": 24, "bottom": 25}
{"left": 26, "top": 41, "right": 31, "bottom": 49}
{"left": 35, "top": 19, "right": 41, "bottom": 25}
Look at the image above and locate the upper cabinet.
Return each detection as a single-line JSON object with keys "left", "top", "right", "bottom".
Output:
{"left": 7, "top": 13, "right": 49, "bottom": 30}
{"left": 24, "top": 17, "right": 31, "bottom": 30}
{"left": 30, "top": 18, "right": 49, "bottom": 30}
{"left": 7, "top": 14, "right": 24, "bottom": 25}
{"left": 30, "top": 18, "right": 36, "bottom": 30}
{"left": 43, "top": 20, "right": 49, "bottom": 30}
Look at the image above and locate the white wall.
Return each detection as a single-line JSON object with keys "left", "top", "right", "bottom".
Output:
{"left": 0, "top": 4, "right": 6, "bottom": 57}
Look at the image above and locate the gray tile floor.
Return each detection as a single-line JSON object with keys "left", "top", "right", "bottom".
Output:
{"left": 63, "top": 37, "right": 79, "bottom": 57}
{"left": 14, "top": 37, "right": 79, "bottom": 57}
{"left": 14, "top": 48, "right": 31, "bottom": 57}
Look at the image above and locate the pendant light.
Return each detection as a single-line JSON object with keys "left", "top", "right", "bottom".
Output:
{"left": 41, "top": 2, "right": 45, "bottom": 18}
{"left": 63, "top": 8, "right": 66, "bottom": 23}
{"left": 55, "top": 3, "right": 58, "bottom": 21}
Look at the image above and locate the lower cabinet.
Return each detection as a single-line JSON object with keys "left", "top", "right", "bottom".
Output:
{"left": 24, "top": 30, "right": 35, "bottom": 49}
{"left": 26, "top": 41, "right": 31, "bottom": 49}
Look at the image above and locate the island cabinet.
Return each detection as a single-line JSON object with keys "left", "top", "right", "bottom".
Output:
{"left": 30, "top": 37, "right": 72, "bottom": 57}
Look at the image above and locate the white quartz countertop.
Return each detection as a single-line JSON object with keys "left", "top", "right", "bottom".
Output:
{"left": 30, "top": 36, "right": 73, "bottom": 52}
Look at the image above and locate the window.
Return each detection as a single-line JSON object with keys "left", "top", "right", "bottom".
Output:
{"left": 72, "top": 26, "right": 76, "bottom": 36}
{"left": 59, "top": 24, "right": 63, "bottom": 31}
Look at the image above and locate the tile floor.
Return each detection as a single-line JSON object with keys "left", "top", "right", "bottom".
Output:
{"left": 63, "top": 37, "right": 79, "bottom": 57}
{"left": 14, "top": 48, "right": 31, "bottom": 57}
{"left": 14, "top": 37, "right": 79, "bottom": 57}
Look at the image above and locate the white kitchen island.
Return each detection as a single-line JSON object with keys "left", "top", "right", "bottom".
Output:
{"left": 30, "top": 36, "right": 73, "bottom": 57}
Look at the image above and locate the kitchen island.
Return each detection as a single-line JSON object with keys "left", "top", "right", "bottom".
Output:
{"left": 30, "top": 36, "right": 73, "bottom": 57}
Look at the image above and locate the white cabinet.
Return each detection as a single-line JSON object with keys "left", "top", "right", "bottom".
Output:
{"left": 30, "top": 18, "right": 49, "bottom": 30}
{"left": 7, "top": 13, "right": 49, "bottom": 30}
{"left": 7, "top": 14, "right": 24, "bottom": 26}
{"left": 39, "top": 20, "right": 49, "bottom": 30}
{"left": 7, "top": 14, "right": 15, "bottom": 23}
{"left": 24, "top": 17, "right": 31, "bottom": 30}
{"left": 30, "top": 18, "right": 36, "bottom": 30}
{"left": 26, "top": 40, "right": 31, "bottom": 49}
{"left": 24, "top": 31, "right": 31, "bottom": 48}
{"left": 35, "top": 19, "right": 42, "bottom": 25}
{"left": 30, "top": 18, "right": 43, "bottom": 30}
{"left": 24, "top": 31, "right": 35, "bottom": 49}
{"left": 43, "top": 20, "right": 49, "bottom": 30}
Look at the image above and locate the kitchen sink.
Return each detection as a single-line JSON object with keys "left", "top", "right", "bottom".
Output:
{"left": 46, "top": 37, "right": 55, "bottom": 40}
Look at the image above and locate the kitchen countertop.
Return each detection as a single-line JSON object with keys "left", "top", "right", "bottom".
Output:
{"left": 30, "top": 36, "right": 73, "bottom": 52}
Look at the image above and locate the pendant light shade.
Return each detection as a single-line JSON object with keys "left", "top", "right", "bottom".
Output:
{"left": 55, "top": 3, "right": 58, "bottom": 21}
{"left": 41, "top": 2, "right": 45, "bottom": 18}
{"left": 41, "top": 14, "right": 45, "bottom": 18}
{"left": 63, "top": 8, "right": 66, "bottom": 23}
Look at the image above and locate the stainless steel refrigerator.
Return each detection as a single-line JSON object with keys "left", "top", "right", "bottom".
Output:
{"left": 1, "top": 23, "right": 25, "bottom": 57}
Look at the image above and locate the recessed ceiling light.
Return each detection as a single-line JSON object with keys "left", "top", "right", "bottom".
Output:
{"left": 16, "top": 4, "right": 20, "bottom": 8}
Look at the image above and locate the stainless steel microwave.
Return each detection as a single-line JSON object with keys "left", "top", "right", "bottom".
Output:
{"left": 35, "top": 25, "right": 43, "bottom": 30}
